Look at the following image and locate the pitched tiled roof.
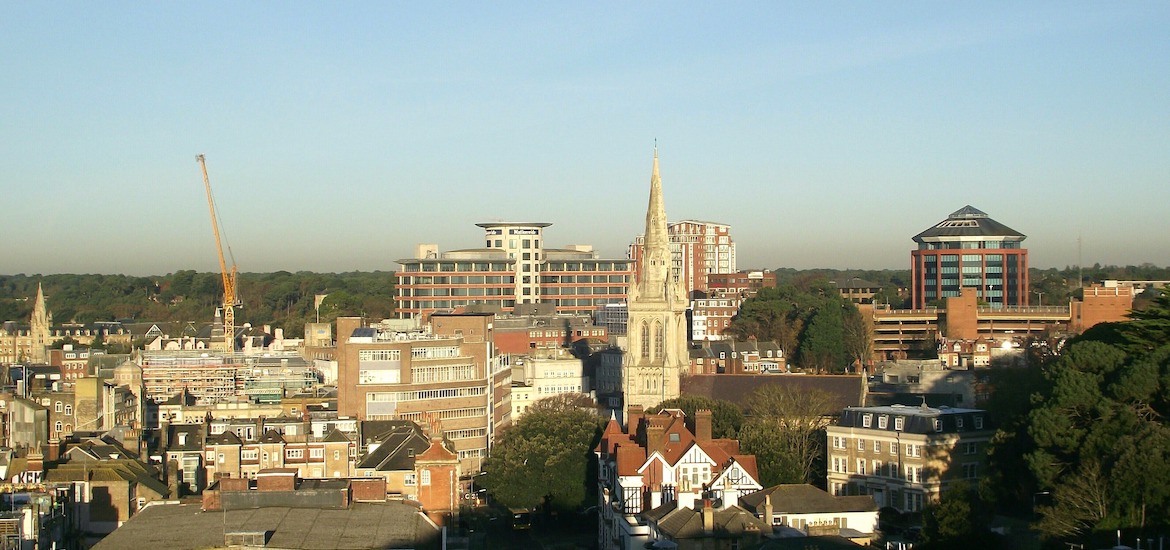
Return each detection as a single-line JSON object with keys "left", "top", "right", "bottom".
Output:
{"left": 652, "top": 504, "right": 766, "bottom": 539}
{"left": 740, "top": 484, "right": 878, "bottom": 515}
{"left": 681, "top": 374, "right": 864, "bottom": 416}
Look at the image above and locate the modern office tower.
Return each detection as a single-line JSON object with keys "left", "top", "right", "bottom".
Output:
{"left": 911, "top": 206, "right": 1028, "bottom": 309}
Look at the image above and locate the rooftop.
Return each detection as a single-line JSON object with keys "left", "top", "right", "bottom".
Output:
{"left": 92, "top": 501, "right": 441, "bottom": 550}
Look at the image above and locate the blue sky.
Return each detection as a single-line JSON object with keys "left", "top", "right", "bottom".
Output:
{"left": 2, "top": 2, "right": 1167, "bottom": 275}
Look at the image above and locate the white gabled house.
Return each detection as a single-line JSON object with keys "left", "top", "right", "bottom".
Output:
{"left": 595, "top": 406, "right": 763, "bottom": 550}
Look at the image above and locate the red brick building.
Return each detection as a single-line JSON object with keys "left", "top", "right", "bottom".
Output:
{"left": 629, "top": 219, "right": 736, "bottom": 295}
{"left": 911, "top": 206, "right": 1028, "bottom": 309}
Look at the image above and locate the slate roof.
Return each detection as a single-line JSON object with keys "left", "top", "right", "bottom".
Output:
{"left": 206, "top": 431, "right": 243, "bottom": 446}
{"left": 260, "top": 429, "right": 287, "bottom": 444}
{"left": 91, "top": 501, "right": 442, "bottom": 550}
{"left": 167, "top": 424, "right": 204, "bottom": 452}
{"left": 649, "top": 503, "right": 766, "bottom": 540}
{"left": 681, "top": 374, "right": 865, "bottom": 416}
{"left": 356, "top": 423, "right": 430, "bottom": 472}
{"left": 912, "top": 205, "right": 1025, "bottom": 242}
{"left": 740, "top": 484, "right": 878, "bottom": 515}
{"left": 837, "top": 405, "right": 991, "bottom": 434}
{"left": 46, "top": 459, "right": 169, "bottom": 498}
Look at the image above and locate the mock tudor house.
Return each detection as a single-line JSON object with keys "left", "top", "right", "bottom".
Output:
{"left": 596, "top": 406, "right": 762, "bottom": 550}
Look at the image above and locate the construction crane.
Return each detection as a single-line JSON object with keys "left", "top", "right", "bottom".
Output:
{"left": 196, "top": 154, "right": 240, "bottom": 351}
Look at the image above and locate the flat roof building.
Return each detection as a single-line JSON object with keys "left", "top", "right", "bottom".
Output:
{"left": 394, "top": 223, "right": 631, "bottom": 319}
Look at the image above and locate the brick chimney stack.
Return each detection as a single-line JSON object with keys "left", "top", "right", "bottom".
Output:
{"left": 646, "top": 418, "right": 666, "bottom": 456}
{"left": 701, "top": 499, "right": 714, "bottom": 534}
{"left": 694, "top": 409, "right": 712, "bottom": 441}
{"left": 763, "top": 493, "right": 774, "bottom": 534}
{"left": 626, "top": 404, "right": 644, "bottom": 436}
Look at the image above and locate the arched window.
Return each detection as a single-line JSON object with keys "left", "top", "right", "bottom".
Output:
{"left": 654, "top": 321, "right": 665, "bottom": 360}
{"left": 640, "top": 321, "right": 650, "bottom": 358}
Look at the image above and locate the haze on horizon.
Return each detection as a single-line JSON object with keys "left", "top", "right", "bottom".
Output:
{"left": 2, "top": 3, "right": 1168, "bottom": 277}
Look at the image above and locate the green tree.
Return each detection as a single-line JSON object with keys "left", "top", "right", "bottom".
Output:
{"left": 920, "top": 481, "right": 998, "bottom": 549}
{"left": 738, "top": 385, "right": 835, "bottom": 485}
{"left": 798, "top": 303, "right": 848, "bottom": 373}
{"left": 478, "top": 397, "right": 603, "bottom": 513}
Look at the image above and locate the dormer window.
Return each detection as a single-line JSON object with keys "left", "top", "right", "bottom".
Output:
{"left": 669, "top": 433, "right": 680, "bottom": 443}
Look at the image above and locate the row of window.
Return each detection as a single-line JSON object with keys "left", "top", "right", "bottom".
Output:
{"left": 858, "top": 413, "right": 985, "bottom": 431}
{"left": 401, "top": 262, "right": 512, "bottom": 273}
{"left": 402, "top": 276, "right": 514, "bottom": 285}
{"left": 366, "top": 386, "right": 486, "bottom": 403}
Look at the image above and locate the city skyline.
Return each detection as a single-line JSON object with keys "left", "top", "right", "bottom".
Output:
{"left": 2, "top": 3, "right": 1168, "bottom": 276}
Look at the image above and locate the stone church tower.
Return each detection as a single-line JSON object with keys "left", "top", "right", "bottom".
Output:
{"left": 29, "top": 283, "right": 52, "bottom": 364}
{"left": 623, "top": 149, "right": 689, "bottom": 410}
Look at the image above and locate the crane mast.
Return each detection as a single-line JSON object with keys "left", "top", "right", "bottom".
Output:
{"left": 196, "top": 154, "right": 239, "bottom": 351}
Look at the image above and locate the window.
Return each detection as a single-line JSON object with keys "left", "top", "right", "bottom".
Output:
{"left": 832, "top": 436, "right": 846, "bottom": 449}
{"left": 421, "top": 469, "right": 431, "bottom": 486}
{"left": 218, "top": 453, "right": 225, "bottom": 464}
{"left": 878, "top": 416, "right": 888, "bottom": 429}
{"left": 862, "top": 414, "right": 872, "bottom": 428}
{"left": 207, "top": 451, "right": 215, "bottom": 461}
{"left": 874, "top": 440, "right": 881, "bottom": 453}
{"left": 334, "top": 450, "right": 341, "bottom": 460}
{"left": 974, "top": 416, "right": 984, "bottom": 430}
{"left": 857, "top": 438, "right": 865, "bottom": 451}
{"left": 964, "top": 442, "right": 977, "bottom": 455}
{"left": 405, "top": 473, "right": 417, "bottom": 486}
{"left": 956, "top": 417, "right": 965, "bottom": 429}
{"left": 934, "top": 419, "right": 943, "bottom": 432}
{"left": 55, "top": 402, "right": 63, "bottom": 413}
{"left": 894, "top": 417, "right": 904, "bottom": 431}
{"left": 242, "top": 450, "right": 258, "bottom": 460}
{"left": 856, "top": 460, "right": 866, "bottom": 475}
{"left": 64, "top": 405, "right": 72, "bottom": 416}
{"left": 310, "top": 448, "right": 324, "bottom": 459}
{"left": 963, "top": 463, "right": 979, "bottom": 479}
{"left": 55, "top": 421, "right": 63, "bottom": 433}
{"left": 287, "top": 449, "right": 304, "bottom": 459}
{"left": 889, "top": 442, "right": 897, "bottom": 456}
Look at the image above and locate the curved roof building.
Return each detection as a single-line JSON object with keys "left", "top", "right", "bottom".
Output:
{"left": 911, "top": 206, "right": 1029, "bottom": 309}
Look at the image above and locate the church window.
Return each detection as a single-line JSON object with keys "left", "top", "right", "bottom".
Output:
{"left": 640, "top": 322, "right": 650, "bottom": 358}
{"left": 654, "top": 321, "right": 664, "bottom": 360}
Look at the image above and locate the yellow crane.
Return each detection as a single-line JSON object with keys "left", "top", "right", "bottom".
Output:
{"left": 196, "top": 154, "right": 239, "bottom": 351}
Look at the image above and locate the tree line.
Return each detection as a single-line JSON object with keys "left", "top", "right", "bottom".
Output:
{"left": 723, "top": 280, "right": 873, "bottom": 372}
{"left": 0, "top": 271, "right": 397, "bottom": 338}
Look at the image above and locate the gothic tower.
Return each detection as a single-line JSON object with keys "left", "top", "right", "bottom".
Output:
{"left": 623, "top": 149, "right": 689, "bottom": 410}
{"left": 29, "top": 283, "right": 52, "bottom": 364}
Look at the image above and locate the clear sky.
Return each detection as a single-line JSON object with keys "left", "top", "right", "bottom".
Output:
{"left": 2, "top": 2, "right": 1168, "bottom": 276}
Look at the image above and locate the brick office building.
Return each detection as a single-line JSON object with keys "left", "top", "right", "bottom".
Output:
{"left": 335, "top": 314, "right": 506, "bottom": 471}
{"left": 911, "top": 206, "right": 1028, "bottom": 309}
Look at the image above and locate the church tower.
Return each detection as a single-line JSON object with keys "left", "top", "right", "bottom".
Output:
{"left": 623, "top": 148, "right": 689, "bottom": 410}
{"left": 29, "top": 283, "right": 52, "bottom": 364}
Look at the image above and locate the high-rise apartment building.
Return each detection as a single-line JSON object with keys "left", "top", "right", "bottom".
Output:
{"left": 911, "top": 206, "right": 1028, "bottom": 309}
{"left": 630, "top": 220, "right": 736, "bottom": 295}
{"left": 623, "top": 150, "right": 689, "bottom": 410}
{"left": 394, "top": 224, "right": 631, "bottom": 319}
